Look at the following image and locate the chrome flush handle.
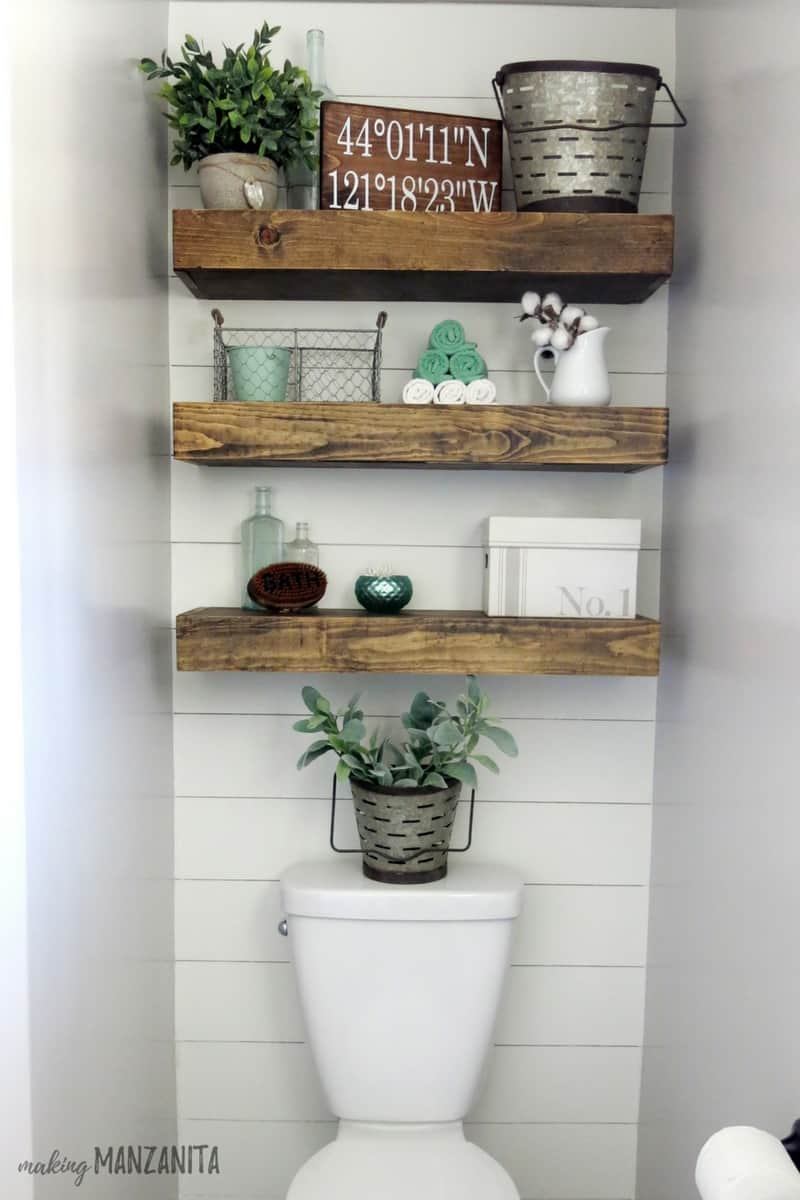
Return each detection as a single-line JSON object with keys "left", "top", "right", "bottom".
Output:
{"left": 277, "top": 919, "right": 289, "bottom": 937}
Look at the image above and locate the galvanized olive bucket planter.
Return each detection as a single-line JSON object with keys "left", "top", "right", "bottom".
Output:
{"left": 492, "top": 60, "right": 686, "bottom": 213}
{"left": 349, "top": 778, "right": 463, "bottom": 884}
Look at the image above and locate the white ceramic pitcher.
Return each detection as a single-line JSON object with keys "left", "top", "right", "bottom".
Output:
{"left": 533, "top": 326, "right": 612, "bottom": 407}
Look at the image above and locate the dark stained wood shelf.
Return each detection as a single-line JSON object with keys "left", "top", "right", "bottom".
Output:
{"left": 172, "top": 209, "right": 674, "bottom": 304}
{"left": 176, "top": 608, "right": 661, "bottom": 676}
{"left": 173, "top": 402, "right": 668, "bottom": 472}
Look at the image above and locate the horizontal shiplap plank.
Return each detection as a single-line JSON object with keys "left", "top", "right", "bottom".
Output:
{"left": 498, "top": 965, "right": 645, "bottom": 1045}
{"left": 172, "top": 668, "right": 657, "bottom": 721}
{"left": 178, "top": 1041, "right": 333, "bottom": 1121}
{"left": 177, "top": 1039, "right": 641, "bottom": 1123}
{"left": 169, "top": 279, "right": 669, "bottom": 375}
{"left": 175, "top": 961, "right": 645, "bottom": 1045}
{"left": 173, "top": 713, "right": 655, "bottom": 802}
{"left": 174, "top": 880, "right": 649, "bottom": 966}
{"left": 170, "top": 454, "right": 665, "bottom": 546}
{"left": 176, "top": 961, "right": 303, "bottom": 1042}
{"left": 175, "top": 796, "right": 652, "bottom": 884}
{"left": 175, "top": 880, "right": 291, "bottom": 961}
{"left": 175, "top": 1118, "right": 636, "bottom": 1200}
{"left": 166, "top": 4, "right": 675, "bottom": 140}
{"left": 169, "top": 363, "right": 667, "bottom": 408}
{"left": 515, "top": 884, "right": 648, "bottom": 966}
{"left": 466, "top": 1122, "right": 637, "bottom": 1200}
{"left": 170, "top": 542, "right": 662, "bottom": 618}
{"left": 472, "top": 1044, "right": 642, "bottom": 1122}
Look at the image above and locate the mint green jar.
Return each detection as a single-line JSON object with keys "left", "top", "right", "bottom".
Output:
{"left": 229, "top": 346, "right": 291, "bottom": 402}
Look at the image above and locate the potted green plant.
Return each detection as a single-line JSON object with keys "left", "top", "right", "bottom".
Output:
{"left": 140, "top": 23, "right": 321, "bottom": 209}
{"left": 295, "top": 676, "right": 518, "bottom": 884}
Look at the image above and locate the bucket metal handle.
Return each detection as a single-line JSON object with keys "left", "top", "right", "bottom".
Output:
{"left": 491, "top": 73, "right": 687, "bottom": 133}
{"left": 329, "top": 773, "right": 476, "bottom": 855}
{"left": 370, "top": 310, "right": 388, "bottom": 405}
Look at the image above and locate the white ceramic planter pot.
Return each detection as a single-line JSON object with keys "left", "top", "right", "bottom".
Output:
{"left": 197, "top": 153, "right": 280, "bottom": 209}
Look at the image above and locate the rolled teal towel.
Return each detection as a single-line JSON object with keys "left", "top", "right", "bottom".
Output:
{"left": 429, "top": 319, "right": 467, "bottom": 355}
{"left": 417, "top": 348, "right": 450, "bottom": 384}
{"left": 449, "top": 346, "right": 487, "bottom": 383}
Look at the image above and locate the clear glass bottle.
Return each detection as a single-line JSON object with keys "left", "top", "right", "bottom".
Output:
{"left": 288, "top": 29, "right": 336, "bottom": 209}
{"left": 241, "top": 487, "right": 285, "bottom": 609}
{"left": 283, "top": 522, "right": 319, "bottom": 566}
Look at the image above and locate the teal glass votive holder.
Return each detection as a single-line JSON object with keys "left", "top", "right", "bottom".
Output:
{"left": 228, "top": 346, "right": 292, "bottom": 402}
{"left": 355, "top": 575, "right": 413, "bottom": 613}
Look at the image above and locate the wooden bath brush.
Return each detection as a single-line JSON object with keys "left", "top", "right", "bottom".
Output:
{"left": 247, "top": 562, "right": 328, "bottom": 612}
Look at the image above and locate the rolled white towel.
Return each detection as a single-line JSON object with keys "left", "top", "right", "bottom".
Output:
{"left": 402, "top": 377, "right": 435, "bottom": 405}
{"left": 433, "top": 379, "right": 467, "bottom": 406}
{"left": 465, "top": 378, "right": 497, "bottom": 406}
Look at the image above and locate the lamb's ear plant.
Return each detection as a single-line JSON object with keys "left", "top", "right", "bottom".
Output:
{"left": 140, "top": 23, "right": 321, "bottom": 170}
{"left": 295, "top": 676, "right": 518, "bottom": 790}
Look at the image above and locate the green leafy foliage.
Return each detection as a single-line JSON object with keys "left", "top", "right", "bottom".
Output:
{"left": 139, "top": 22, "right": 321, "bottom": 170}
{"left": 295, "top": 676, "right": 518, "bottom": 791}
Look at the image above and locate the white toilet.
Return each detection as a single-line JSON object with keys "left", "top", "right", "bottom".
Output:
{"left": 280, "top": 858, "right": 524, "bottom": 1200}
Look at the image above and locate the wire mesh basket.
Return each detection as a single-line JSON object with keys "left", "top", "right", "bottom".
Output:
{"left": 212, "top": 309, "right": 387, "bottom": 403}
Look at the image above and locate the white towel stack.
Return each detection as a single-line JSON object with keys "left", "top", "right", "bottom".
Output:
{"left": 433, "top": 379, "right": 467, "bottom": 405}
{"left": 402, "top": 378, "right": 436, "bottom": 405}
{"left": 402, "top": 376, "right": 496, "bottom": 406}
{"left": 465, "top": 379, "right": 497, "bottom": 406}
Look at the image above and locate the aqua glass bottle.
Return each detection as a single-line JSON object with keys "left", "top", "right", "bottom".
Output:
{"left": 284, "top": 522, "right": 319, "bottom": 566}
{"left": 288, "top": 29, "right": 336, "bottom": 209}
{"left": 241, "top": 487, "right": 285, "bottom": 609}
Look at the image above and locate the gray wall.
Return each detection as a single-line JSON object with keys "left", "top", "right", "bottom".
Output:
{"left": 12, "top": 0, "right": 176, "bottom": 1194}
{"left": 637, "top": 3, "right": 800, "bottom": 1198}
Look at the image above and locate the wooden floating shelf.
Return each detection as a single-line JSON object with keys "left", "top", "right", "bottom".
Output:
{"left": 176, "top": 608, "right": 661, "bottom": 677}
{"left": 173, "top": 402, "right": 668, "bottom": 472}
{"left": 173, "top": 209, "right": 674, "bottom": 304}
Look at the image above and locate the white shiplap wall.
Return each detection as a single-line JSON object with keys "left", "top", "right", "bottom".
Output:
{"left": 168, "top": 5, "right": 675, "bottom": 1198}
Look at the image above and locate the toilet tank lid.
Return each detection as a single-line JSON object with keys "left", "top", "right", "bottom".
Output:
{"left": 280, "top": 860, "right": 524, "bottom": 921}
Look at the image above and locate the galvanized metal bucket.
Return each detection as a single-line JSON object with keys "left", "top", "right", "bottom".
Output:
{"left": 492, "top": 60, "right": 686, "bottom": 213}
{"left": 349, "top": 778, "right": 463, "bottom": 884}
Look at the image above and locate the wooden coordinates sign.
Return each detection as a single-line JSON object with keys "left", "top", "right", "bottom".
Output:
{"left": 320, "top": 101, "right": 502, "bottom": 214}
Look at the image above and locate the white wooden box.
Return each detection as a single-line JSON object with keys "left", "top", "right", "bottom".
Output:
{"left": 483, "top": 517, "right": 641, "bottom": 618}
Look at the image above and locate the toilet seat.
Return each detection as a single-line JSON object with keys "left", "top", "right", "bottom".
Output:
{"left": 287, "top": 1121, "right": 520, "bottom": 1200}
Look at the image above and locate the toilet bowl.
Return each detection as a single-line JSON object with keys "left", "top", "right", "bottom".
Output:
{"left": 280, "top": 858, "right": 524, "bottom": 1200}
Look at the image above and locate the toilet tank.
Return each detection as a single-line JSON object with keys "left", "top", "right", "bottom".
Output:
{"left": 281, "top": 859, "right": 523, "bottom": 1123}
